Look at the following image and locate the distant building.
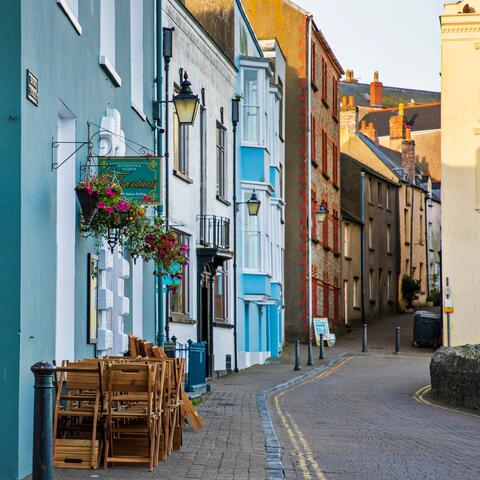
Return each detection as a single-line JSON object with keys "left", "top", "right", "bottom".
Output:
{"left": 341, "top": 99, "right": 429, "bottom": 311}
{"left": 341, "top": 154, "right": 400, "bottom": 325}
{"left": 243, "top": 0, "right": 344, "bottom": 340}
{"left": 440, "top": 0, "right": 480, "bottom": 345}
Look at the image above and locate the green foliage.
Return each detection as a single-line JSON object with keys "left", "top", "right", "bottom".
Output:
{"left": 402, "top": 275, "right": 421, "bottom": 308}
{"left": 427, "top": 288, "right": 442, "bottom": 306}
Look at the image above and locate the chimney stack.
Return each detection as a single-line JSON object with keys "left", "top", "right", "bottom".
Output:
{"left": 370, "top": 70, "right": 383, "bottom": 108}
{"left": 389, "top": 103, "right": 407, "bottom": 150}
{"left": 402, "top": 126, "right": 416, "bottom": 182}
{"left": 340, "top": 94, "right": 358, "bottom": 135}
{"left": 343, "top": 69, "right": 358, "bottom": 84}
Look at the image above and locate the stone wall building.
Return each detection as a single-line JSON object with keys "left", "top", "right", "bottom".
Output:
{"left": 440, "top": 0, "right": 480, "bottom": 345}
{"left": 243, "top": 0, "right": 343, "bottom": 340}
{"left": 341, "top": 154, "right": 400, "bottom": 325}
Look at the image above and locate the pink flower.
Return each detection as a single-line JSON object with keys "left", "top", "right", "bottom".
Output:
{"left": 87, "top": 185, "right": 94, "bottom": 196}
{"left": 106, "top": 207, "right": 114, "bottom": 214}
{"left": 106, "top": 189, "right": 115, "bottom": 196}
{"left": 98, "top": 202, "right": 106, "bottom": 209}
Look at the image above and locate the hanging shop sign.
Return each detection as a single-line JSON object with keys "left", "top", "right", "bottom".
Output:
{"left": 98, "top": 156, "right": 162, "bottom": 205}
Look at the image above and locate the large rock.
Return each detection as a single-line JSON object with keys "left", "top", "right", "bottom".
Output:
{"left": 430, "top": 344, "right": 480, "bottom": 410}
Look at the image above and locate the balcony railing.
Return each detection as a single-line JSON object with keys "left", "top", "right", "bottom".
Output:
{"left": 197, "top": 215, "right": 231, "bottom": 250}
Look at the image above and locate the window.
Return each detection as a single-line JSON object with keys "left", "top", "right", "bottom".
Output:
{"left": 368, "top": 177, "right": 374, "bottom": 204}
{"left": 406, "top": 259, "right": 410, "bottom": 275}
{"left": 311, "top": 191, "right": 318, "bottom": 239}
{"left": 344, "top": 223, "right": 350, "bottom": 257}
{"left": 419, "top": 263, "right": 424, "bottom": 292}
{"left": 100, "top": 0, "right": 121, "bottom": 86}
{"left": 322, "top": 130, "right": 328, "bottom": 174}
{"left": 321, "top": 58, "right": 328, "bottom": 104}
{"left": 387, "top": 271, "right": 392, "bottom": 302}
{"left": 311, "top": 116, "right": 316, "bottom": 165}
{"left": 323, "top": 283, "right": 330, "bottom": 318}
{"left": 216, "top": 122, "right": 227, "bottom": 200}
{"left": 368, "top": 218, "right": 374, "bottom": 249}
{"left": 353, "top": 277, "right": 360, "bottom": 308}
{"left": 244, "top": 191, "right": 260, "bottom": 270}
{"left": 420, "top": 214, "right": 424, "bottom": 245}
{"left": 404, "top": 208, "right": 410, "bottom": 244}
{"left": 332, "top": 76, "right": 338, "bottom": 118}
{"left": 377, "top": 182, "right": 383, "bottom": 206}
{"left": 311, "top": 41, "right": 317, "bottom": 86}
{"left": 333, "top": 143, "right": 338, "bottom": 186}
{"left": 170, "top": 232, "right": 190, "bottom": 316}
{"left": 333, "top": 210, "right": 339, "bottom": 254}
{"left": 278, "top": 77, "right": 284, "bottom": 139}
{"left": 387, "top": 224, "right": 392, "bottom": 254}
{"left": 57, "top": 0, "right": 81, "bottom": 34}
{"left": 386, "top": 186, "right": 391, "bottom": 210}
{"left": 428, "top": 221, "right": 433, "bottom": 248}
{"left": 174, "top": 86, "right": 190, "bottom": 177}
{"left": 405, "top": 185, "right": 411, "bottom": 205}
{"left": 130, "top": 0, "right": 144, "bottom": 116}
{"left": 243, "top": 69, "right": 260, "bottom": 144}
{"left": 214, "top": 265, "right": 229, "bottom": 322}
{"left": 369, "top": 270, "right": 374, "bottom": 301}
{"left": 322, "top": 201, "right": 329, "bottom": 247}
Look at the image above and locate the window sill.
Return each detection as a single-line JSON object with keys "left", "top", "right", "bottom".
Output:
{"left": 377, "top": 204, "right": 383, "bottom": 209}
{"left": 404, "top": 241, "right": 411, "bottom": 246}
{"left": 333, "top": 115, "right": 339, "bottom": 124}
{"left": 323, "top": 245, "right": 331, "bottom": 252}
{"left": 333, "top": 182, "right": 339, "bottom": 191}
{"left": 312, "top": 238, "right": 320, "bottom": 245}
{"left": 173, "top": 169, "right": 193, "bottom": 184}
{"left": 213, "top": 321, "right": 234, "bottom": 329}
{"left": 387, "top": 251, "right": 393, "bottom": 256}
{"left": 216, "top": 195, "right": 231, "bottom": 206}
{"left": 368, "top": 201, "right": 374, "bottom": 206}
{"left": 369, "top": 299, "right": 376, "bottom": 305}
{"left": 131, "top": 103, "right": 146, "bottom": 122}
{"left": 333, "top": 251, "right": 340, "bottom": 258}
{"left": 99, "top": 56, "right": 122, "bottom": 87}
{"left": 353, "top": 306, "right": 362, "bottom": 311}
{"left": 322, "top": 98, "right": 330, "bottom": 109}
{"left": 311, "top": 159, "right": 319, "bottom": 169}
{"left": 387, "top": 208, "right": 393, "bottom": 213}
{"left": 279, "top": 134, "right": 285, "bottom": 143}
{"left": 322, "top": 171, "right": 330, "bottom": 180}
{"left": 369, "top": 247, "right": 375, "bottom": 252}
{"left": 170, "top": 314, "right": 196, "bottom": 325}
{"left": 57, "top": 0, "right": 82, "bottom": 35}
{"left": 345, "top": 255, "right": 352, "bottom": 261}
{"left": 311, "top": 81, "right": 319, "bottom": 92}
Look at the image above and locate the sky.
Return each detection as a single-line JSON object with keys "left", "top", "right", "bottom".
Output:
{"left": 294, "top": 0, "right": 444, "bottom": 92}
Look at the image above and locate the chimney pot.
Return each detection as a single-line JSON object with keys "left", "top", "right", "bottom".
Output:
{"left": 369, "top": 71, "right": 383, "bottom": 107}
{"left": 348, "top": 96, "right": 355, "bottom": 107}
{"left": 405, "top": 125, "right": 411, "bottom": 140}
{"left": 399, "top": 103, "right": 405, "bottom": 116}
{"left": 374, "top": 70, "right": 379, "bottom": 83}
{"left": 361, "top": 120, "right": 367, "bottom": 131}
{"left": 341, "top": 95, "right": 347, "bottom": 107}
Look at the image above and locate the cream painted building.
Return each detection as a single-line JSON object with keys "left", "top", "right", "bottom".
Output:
{"left": 441, "top": 1, "right": 480, "bottom": 345}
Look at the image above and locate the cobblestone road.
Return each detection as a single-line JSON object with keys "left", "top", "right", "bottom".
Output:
{"left": 55, "top": 311, "right": 480, "bottom": 479}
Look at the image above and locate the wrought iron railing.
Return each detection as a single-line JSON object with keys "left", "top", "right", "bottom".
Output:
{"left": 197, "top": 215, "right": 231, "bottom": 250}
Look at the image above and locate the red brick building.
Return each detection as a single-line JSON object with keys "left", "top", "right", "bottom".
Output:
{"left": 243, "top": 0, "right": 343, "bottom": 340}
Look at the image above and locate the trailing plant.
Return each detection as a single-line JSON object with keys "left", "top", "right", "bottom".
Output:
{"left": 402, "top": 275, "right": 421, "bottom": 308}
{"left": 427, "top": 288, "right": 441, "bottom": 307}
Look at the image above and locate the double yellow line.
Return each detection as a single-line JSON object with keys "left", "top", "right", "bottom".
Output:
{"left": 272, "top": 356, "right": 352, "bottom": 479}
{"left": 414, "top": 385, "right": 480, "bottom": 419}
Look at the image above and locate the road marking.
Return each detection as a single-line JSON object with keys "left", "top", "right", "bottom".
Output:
{"left": 272, "top": 356, "right": 352, "bottom": 479}
{"left": 414, "top": 385, "right": 480, "bottom": 419}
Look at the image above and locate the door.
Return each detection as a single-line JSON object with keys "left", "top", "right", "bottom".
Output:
{"left": 199, "top": 268, "right": 214, "bottom": 378}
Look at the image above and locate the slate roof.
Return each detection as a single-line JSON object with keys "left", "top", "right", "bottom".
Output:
{"left": 362, "top": 103, "right": 441, "bottom": 137}
{"left": 341, "top": 81, "right": 441, "bottom": 109}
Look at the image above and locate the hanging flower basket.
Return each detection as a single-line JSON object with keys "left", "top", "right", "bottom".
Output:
{"left": 75, "top": 187, "right": 100, "bottom": 225}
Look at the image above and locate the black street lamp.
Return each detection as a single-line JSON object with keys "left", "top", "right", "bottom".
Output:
{"left": 316, "top": 202, "right": 328, "bottom": 223}
{"left": 173, "top": 72, "right": 200, "bottom": 126}
{"left": 246, "top": 191, "right": 261, "bottom": 216}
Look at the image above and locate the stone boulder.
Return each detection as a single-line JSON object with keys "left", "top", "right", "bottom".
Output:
{"left": 430, "top": 344, "right": 480, "bottom": 410}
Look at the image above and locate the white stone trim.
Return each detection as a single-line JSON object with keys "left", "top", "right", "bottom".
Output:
{"left": 99, "top": 55, "right": 122, "bottom": 87}
{"left": 57, "top": 0, "right": 82, "bottom": 35}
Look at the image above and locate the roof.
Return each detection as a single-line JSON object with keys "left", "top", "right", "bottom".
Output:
{"left": 341, "top": 81, "right": 441, "bottom": 109}
{"left": 341, "top": 152, "right": 399, "bottom": 187}
{"left": 362, "top": 104, "right": 441, "bottom": 137}
{"left": 341, "top": 208, "right": 362, "bottom": 225}
{"left": 357, "top": 133, "right": 426, "bottom": 186}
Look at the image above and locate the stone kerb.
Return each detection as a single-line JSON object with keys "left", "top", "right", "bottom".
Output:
{"left": 430, "top": 344, "right": 480, "bottom": 410}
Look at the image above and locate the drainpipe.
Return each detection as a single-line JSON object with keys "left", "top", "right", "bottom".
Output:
{"left": 154, "top": 0, "right": 165, "bottom": 346}
{"left": 361, "top": 171, "right": 366, "bottom": 326}
{"left": 424, "top": 192, "right": 430, "bottom": 296}
{"left": 409, "top": 185, "right": 414, "bottom": 278}
{"left": 306, "top": 14, "right": 313, "bottom": 341}
{"left": 232, "top": 99, "right": 239, "bottom": 373}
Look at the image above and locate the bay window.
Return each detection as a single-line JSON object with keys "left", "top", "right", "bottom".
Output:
{"left": 214, "top": 265, "right": 229, "bottom": 322}
{"left": 244, "top": 190, "right": 261, "bottom": 270}
{"left": 170, "top": 232, "right": 190, "bottom": 316}
{"left": 243, "top": 69, "right": 260, "bottom": 144}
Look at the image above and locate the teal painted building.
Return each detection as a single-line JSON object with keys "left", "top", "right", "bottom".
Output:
{"left": 0, "top": 1, "right": 157, "bottom": 477}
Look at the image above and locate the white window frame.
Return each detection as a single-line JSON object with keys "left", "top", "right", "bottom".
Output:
{"left": 387, "top": 224, "right": 391, "bottom": 254}
{"left": 242, "top": 188, "right": 262, "bottom": 272}
{"left": 130, "top": 0, "right": 145, "bottom": 119}
{"left": 353, "top": 277, "right": 359, "bottom": 308}
{"left": 344, "top": 223, "right": 350, "bottom": 257}
{"left": 57, "top": 0, "right": 82, "bottom": 35}
{"left": 100, "top": 0, "right": 122, "bottom": 87}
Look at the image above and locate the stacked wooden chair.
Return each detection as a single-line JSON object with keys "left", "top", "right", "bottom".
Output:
{"left": 53, "top": 335, "right": 203, "bottom": 472}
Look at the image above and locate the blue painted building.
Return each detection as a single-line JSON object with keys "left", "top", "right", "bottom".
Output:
{"left": 180, "top": 0, "right": 287, "bottom": 368}
{"left": 0, "top": 1, "right": 156, "bottom": 477}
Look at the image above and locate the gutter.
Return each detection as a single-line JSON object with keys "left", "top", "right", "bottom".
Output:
{"left": 306, "top": 14, "right": 313, "bottom": 340}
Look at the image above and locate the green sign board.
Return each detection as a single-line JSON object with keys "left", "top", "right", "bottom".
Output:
{"left": 98, "top": 156, "right": 162, "bottom": 205}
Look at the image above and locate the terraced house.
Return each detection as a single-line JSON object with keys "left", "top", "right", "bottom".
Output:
{"left": 243, "top": 0, "right": 344, "bottom": 341}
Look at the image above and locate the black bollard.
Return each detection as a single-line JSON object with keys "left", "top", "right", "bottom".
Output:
{"left": 294, "top": 340, "right": 301, "bottom": 371}
{"left": 307, "top": 339, "right": 313, "bottom": 366}
{"left": 395, "top": 326, "right": 401, "bottom": 354}
{"left": 31, "top": 362, "right": 55, "bottom": 480}
{"left": 362, "top": 324, "right": 368, "bottom": 353}
{"left": 319, "top": 334, "right": 325, "bottom": 360}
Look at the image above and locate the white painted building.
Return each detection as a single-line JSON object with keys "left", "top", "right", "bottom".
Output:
{"left": 163, "top": 0, "right": 237, "bottom": 376}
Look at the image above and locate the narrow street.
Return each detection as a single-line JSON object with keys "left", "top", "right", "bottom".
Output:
{"left": 56, "top": 311, "right": 480, "bottom": 480}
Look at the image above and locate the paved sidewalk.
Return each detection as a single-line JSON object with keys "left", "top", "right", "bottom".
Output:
{"left": 55, "top": 311, "right": 438, "bottom": 479}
